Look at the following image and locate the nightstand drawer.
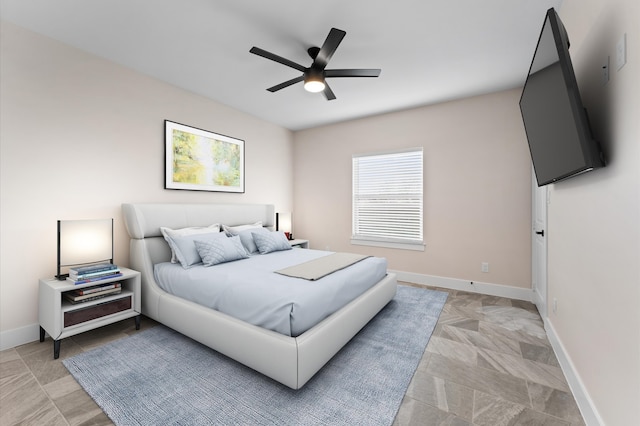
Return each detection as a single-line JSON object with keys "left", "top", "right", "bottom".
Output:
{"left": 64, "top": 296, "right": 132, "bottom": 327}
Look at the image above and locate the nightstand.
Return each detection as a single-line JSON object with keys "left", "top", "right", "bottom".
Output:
{"left": 289, "top": 239, "right": 309, "bottom": 249}
{"left": 38, "top": 267, "right": 141, "bottom": 359}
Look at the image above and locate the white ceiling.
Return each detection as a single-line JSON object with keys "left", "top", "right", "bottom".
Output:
{"left": 1, "top": 0, "right": 563, "bottom": 131}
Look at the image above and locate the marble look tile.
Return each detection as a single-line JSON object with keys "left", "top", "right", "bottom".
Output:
{"left": 0, "top": 370, "right": 65, "bottom": 425}
{"left": 42, "top": 374, "right": 82, "bottom": 400}
{"left": 20, "top": 340, "right": 83, "bottom": 387}
{"left": 511, "top": 299, "right": 540, "bottom": 313}
{"left": 473, "top": 390, "right": 570, "bottom": 426}
{"left": 13, "top": 338, "right": 52, "bottom": 358}
{"left": 70, "top": 322, "right": 132, "bottom": 352}
{"left": 394, "top": 396, "right": 471, "bottom": 426}
{"left": 449, "top": 318, "right": 480, "bottom": 332}
{"left": 478, "top": 306, "right": 547, "bottom": 339}
{"left": 0, "top": 349, "right": 29, "bottom": 379}
{"left": 432, "top": 309, "right": 479, "bottom": 336}
{"left": 406, "top": 368, "right": 474, "bottom": 421}
{"left": 426, "top": 336, "right": 477, "bottom": 366}
{"left": 22, "top": 336, "right": 85, "bottom": 361}
{"left": 442, "top": 305, "right": 486, "bottom": 322}
{"left": 480, "top": 295, "right": 513, "bottom": 307}
{"left": 440, "top": 324, "right": 522, "bottom": 356}
{"left": 54, "top": 387, "right": 110, "bottom": 426}
{"left": 476, "top": 348, "right": 569, "bottom": 392}
{"left": 478, "top": 320, "right": 550, "bottom": 348}
{"left": 0, "top": 348, "right": 21, "bottom": 362}
{"left": 426, "top": 353, "right": 531, "bottom": 407}
{"left": 12, "top": 404, "right": 67, "bottom": 426}
{"left": 528, "top": 382, "right": 586, "bottom": 425}
{"left": 520, "top": 341, "right": 558, "bottom": 366}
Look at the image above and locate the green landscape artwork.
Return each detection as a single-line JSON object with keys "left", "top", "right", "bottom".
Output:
{"left": 165, "top": 120, "right": 244, "bottom": 193}
{"left": 172, "top": 129, "right": 241, "bottom": 186}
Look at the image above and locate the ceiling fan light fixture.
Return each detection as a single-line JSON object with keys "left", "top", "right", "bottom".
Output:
{"left": 304, "top": 69, "right": 325, "bottom": 93}
{"left": 304, "top": 79, "right": 325, "bottom": 93}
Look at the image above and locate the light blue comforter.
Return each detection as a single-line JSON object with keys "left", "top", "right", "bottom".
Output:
{"left": 154, "top": 249, "right": 387, "bottom": 336}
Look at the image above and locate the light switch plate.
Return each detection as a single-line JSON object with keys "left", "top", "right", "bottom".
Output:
{"left": 616, "top": 34, "right": 627, "bottom": 70}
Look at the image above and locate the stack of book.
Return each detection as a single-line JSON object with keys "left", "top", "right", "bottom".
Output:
{"left": 67, "top": 263, "right": 121, "bottom": 284}
{"left": 64, "top": 282, "right": 122, "bottom": 304}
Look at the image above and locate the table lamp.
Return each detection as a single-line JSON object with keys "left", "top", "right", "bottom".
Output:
{"left": 56, "top": 218, "right": 113, "bottom": 280}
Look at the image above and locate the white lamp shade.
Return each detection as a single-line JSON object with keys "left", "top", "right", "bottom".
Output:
{"left": 59, "top": 219, "right": 113, "bottom": 267}
{"left": 276, "top": 212, "right": 292, "bottom": 234}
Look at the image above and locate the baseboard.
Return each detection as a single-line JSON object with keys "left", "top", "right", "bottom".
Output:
{"left": 390, "top": 270, "right": 534, "bottom": 301}
{"left": 0, "top": 323, "right": 41, "bottom": 352}
{"left": 544, "top": 319, "right": 603, "bottom": 426}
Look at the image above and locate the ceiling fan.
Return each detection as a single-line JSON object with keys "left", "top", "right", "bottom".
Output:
{"left": 250, "top": 28, "right": 381, "bottom": 101}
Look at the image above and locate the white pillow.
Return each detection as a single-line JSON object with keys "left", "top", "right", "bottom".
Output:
{"left": 195, "top": 235, "right": 249, "bottom": 266}
{"left": 222, "top": 222, "right": 263, "bottom": 236}
{"left": 161, "top": 224, "right": 220, "bottom": 263}
{"left": 252, "top": 231, "right": 292, "bottom": 254}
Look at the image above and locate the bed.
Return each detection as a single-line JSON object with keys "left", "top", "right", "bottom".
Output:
{"left": 122, "top": 203, "right": 397, "bottom": 389}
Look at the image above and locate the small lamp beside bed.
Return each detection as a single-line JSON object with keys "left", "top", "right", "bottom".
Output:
{"left": 276, "top": 212, "right": 293, "bottom": 240}
{"left": 56, "top": 218, "right": 114, "bottom": 280}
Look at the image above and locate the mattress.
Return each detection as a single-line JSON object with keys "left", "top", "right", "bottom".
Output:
{"left": 153, "top": 249, "right": 388, "bottom": 336}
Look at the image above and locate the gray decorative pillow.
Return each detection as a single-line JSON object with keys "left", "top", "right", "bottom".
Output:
{"left": 236, "top": 227, "right": 269, "bottom": 254}
{"left": 165, "top": 231, "right": 227, "bottom": 268}
{"left": 195, "top": 235, "right": 249, "bottom": 266}
{"left": 252, "top": 231, "right": 292, "bottom": 254}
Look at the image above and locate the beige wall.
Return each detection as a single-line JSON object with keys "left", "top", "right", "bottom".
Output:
{"left": 0, "top": 22, "right": 293, "bottom": 340}
{"left": 551, "top": 0, "right": 639, "bottom": 424}
{"left": 293, "top": 89, "right": 532, "bottom": 289}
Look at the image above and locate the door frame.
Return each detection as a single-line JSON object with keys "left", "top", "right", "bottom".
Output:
{"left": 532, "top": 170, "right": 548, "bottom": 319}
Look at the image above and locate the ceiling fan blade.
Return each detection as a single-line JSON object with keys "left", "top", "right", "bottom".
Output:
{"left": 325, "top": 69, "right": 381, "bottom": 78}
{"left": 250, "top": 47, "right": 306, "bottom": 72}
{"left": 323, "top": 82, "right": 336, "bottom": 101}
{"left": 313, "top": 28, "right": 346, "bottom": 69}
{"left": 267, "top": 76, "right": 304, "bottom": 92}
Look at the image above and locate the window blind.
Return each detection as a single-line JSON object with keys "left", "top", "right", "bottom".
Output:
{"left": 352, "top": 148, "right": 423, "bottom": 246}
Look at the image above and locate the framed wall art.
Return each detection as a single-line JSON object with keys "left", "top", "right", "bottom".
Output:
{"left": 165, "top": 120, "right": 245, "bottom": 193}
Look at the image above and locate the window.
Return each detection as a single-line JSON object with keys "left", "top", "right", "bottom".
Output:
{"left": 352, "top": 148, "right": 424, "bottom": 251}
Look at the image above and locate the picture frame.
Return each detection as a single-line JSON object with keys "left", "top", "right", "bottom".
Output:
{"left": 165, "top": 120, "right": 245, "bottom": 193}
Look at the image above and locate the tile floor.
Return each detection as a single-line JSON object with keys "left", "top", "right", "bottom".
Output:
{"left": 1, "top": 284, "right": 585, "bottom": 425}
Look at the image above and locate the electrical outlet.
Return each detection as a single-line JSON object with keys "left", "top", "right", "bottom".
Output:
{"left": 616, "top": 33, "right": 627, "bottom": 70}
{"left": 481, "top": 262, "right": 489, "bottom": 273}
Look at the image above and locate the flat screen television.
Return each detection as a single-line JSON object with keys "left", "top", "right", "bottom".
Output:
{"left": 519, "top": 8, "right": 605, "bottom": 187}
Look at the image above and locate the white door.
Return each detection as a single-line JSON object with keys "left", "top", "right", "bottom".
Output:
{"left": 532, "top": 170, "right": 548, "bottom": 319}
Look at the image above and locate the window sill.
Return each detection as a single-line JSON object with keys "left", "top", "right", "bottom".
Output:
{"left": 350, "top": 239, "right": 425, "bottom": 252}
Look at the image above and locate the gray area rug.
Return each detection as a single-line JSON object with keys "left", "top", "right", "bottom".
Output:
{"left": 64, "top": 285, "right": 447, "bottom": 425}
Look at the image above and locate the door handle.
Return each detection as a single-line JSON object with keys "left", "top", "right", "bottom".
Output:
{"left": 535, "top": 230, "right": 545, "bottom": 237}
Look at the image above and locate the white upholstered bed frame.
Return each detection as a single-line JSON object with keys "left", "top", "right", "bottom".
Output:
{"left": 122, "top": 203, "right": 397, "bottom": 389}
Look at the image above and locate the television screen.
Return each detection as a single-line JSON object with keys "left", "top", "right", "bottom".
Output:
{"left": 519, "top": 8, "right": 604, "bottom": 186}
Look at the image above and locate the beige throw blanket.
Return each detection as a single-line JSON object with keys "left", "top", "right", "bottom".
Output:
{"left": 275, "top": 252, "right": 371, "bottom": 281}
